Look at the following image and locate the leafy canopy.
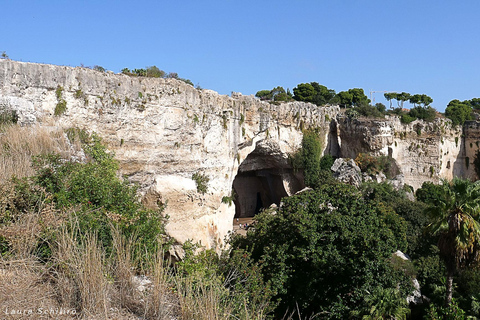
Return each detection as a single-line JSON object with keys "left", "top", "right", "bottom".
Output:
{"left": 230, "top": 183, "right": 412, "bottom": 318}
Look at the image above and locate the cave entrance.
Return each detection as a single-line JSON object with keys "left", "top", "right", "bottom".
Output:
{"left": 232, "top": 142, "right": 304, "bottom": 219}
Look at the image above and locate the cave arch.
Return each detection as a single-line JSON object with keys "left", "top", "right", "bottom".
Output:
{"left": 232, "top": 141, "right": 304, "bottom": 218}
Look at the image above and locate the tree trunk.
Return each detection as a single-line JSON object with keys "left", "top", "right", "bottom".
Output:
{"left": 445, "top": 268, "right": 454, "bottom": 306}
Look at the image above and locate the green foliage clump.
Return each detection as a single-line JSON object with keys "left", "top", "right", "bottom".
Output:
{"left": 355, "top": 153, "right": 399, "bottom": 179}
{"left": 290, "top": 129, "right": 330, "bottom": 188}
{"left": 93, "top": 65, "right": 106, "bottom": 72}
{"left": 2, "top": 132, "right": 168, "bottom": 260}
{"left": 445, "top": 99, "right": 476, "bottom": 126}
{"left": 292, "top": 82, "right": 336, "bottom": 106}
{"left": 474, "top": 150, "right": 480, "bottom": 179}
{"left": 54, "top": 85, "right": 67, "bottom": 116}
{"left": 230, "top": 183, "right": 412, "bottom": 318}
{"left": 177, "top": 242, "right": 275, "bottom": 317}
{"left": 335, "top": 88, "right": 370, "bottom": 108}
{"left": 408, "top": 105, "right": 437, "bottom": 122}
{"left": 221, "top": 190, "right": 236, "bottom": 206}
{"left": 255, "top": 86, "right": 294, "bottom": 102}
{"left": 0, "top": 107, "right": 18, "bottom": 125}
{"left": 121, "top": 66, "right": 193, "bottom": 85}
{"left": 354, "top": 103, "right": 386, "bottom": 118}
{"left": 54, "top": 99, "right": 67, "bottom": 116}
{"left": 192, "top": 172, "right": 209, "bottom": 194}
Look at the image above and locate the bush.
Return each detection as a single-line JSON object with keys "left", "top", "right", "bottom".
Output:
{"left": 355, "top": 153, "right": 399, "bottom": 178}
{"left": 230, "top": 184, "right": 412, "bottom": 318}
{"left": 54, "top": 100, "right": 67, "bottom": 116}
{"left": 8, "top": 133, "right": 169, "bottom": 259}
{"left": 192, "top": 172, "right": 209, "bottom": 194}
{"left": 0, "top": 108, "right": 18, "bottom": 125}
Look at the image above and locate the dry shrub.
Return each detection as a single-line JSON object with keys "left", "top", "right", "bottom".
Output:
{"left": 142, "top": 248, "right": 179, "bottom": 319}
{"left": 0, "top": 258, "right": 77, "bottom": 319}
{"left": 0, "top": 124, "right": 78, "bottom": 181}
{"left": 111, "top": 227, "right": 139, "bottom": 313}
{"left": 111, "top": 227, "right": 179, "bottom": 319}
{"left": 176, "top": 275, "right": 235, "bottom": 320}
{"left": 53, "top": 227, "right": 110, "bottom": 318}
{"left": 0, "top": 184, "right": 65, "bottom": 259}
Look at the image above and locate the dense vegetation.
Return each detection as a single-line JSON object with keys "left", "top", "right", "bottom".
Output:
{"left": 232, "top": 130, "right": 480, "bottom": 318}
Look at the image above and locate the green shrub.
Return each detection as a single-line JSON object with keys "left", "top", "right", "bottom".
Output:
{"left": 55, "top": 86, "right": 63, "bottom": 100}
{"left": 355, "top": 153, "right": 399, "bottom": 179}
{"left": 28, "top": 133, "right": 168, "bottom": 258}
{"left": 54, "top": 100, "right": 67, "bottom": 116}
{"left": 401, "top": 113, "right": 416, "bottom": 124}
{"left": 230, "top": 184, "right": 412, "bottom": 317}
{"left": 192, "top": 172, "right": 209, "bottom": 194}
{"left": 0, "top": 108, "right": 18, "bottom": 125}
{"left": 74, "top": 89, "right": 83, "bottom": 99}
{"left": 221, "top": 190, "right": 236, "bottom": 206}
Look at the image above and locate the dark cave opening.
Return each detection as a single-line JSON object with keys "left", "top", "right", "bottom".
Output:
{"left": 232, "top": 169, "right": 292, "bottom": 218}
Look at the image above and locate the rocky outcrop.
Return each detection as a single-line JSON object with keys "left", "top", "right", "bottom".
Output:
{"left": 336, "top": 116, "right": 474, "bottom": 189}
{"left": 331, "top": 158, "right": 362, "bottom": 187}
{"left": 2, "top": 60, "right": 480, "bottom": 249}
{"left": 0, "top": 60, "right": 337, "bottom": 250}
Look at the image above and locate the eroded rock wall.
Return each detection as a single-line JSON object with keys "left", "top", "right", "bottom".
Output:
{"left": 337, "top": 116, "right": 470, "bottom": 189}
{"left": 0, "top": 60, "right": 338, "bottom": 249}
{"left": 2, "top": 60, "right": 480, "bottom": 248}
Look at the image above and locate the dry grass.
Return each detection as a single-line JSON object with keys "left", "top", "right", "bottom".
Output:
{"left": 52, "top": 227, "right": 110, "bottom": 318}
{"left": 0, "top": 124, "right": 79, "bottom": 181}
{"left": 0, "top": 258, "right": 77, "bottom": 319}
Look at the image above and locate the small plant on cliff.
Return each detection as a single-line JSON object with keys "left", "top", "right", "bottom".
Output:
{"left": 192, "top": 172, "right": 209, "bottom": 194}
{"left": 222, "top": 190, "right": 236, "bottom": 206}
{"left": 355, "top": 153, "right": 398, "bottom": 179}
{"left": 0, "top": 107, "right": 18, "bottom": 125}
{"left": 474, "top": 150, "right": 480, "bottom": 179}
{"left": 54, "top": 86, "right": 67, "bottom": 116}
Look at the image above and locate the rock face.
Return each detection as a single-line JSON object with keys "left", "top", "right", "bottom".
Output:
{"left": 335, "top": 116, "right": 479, "bottom": 189}
{"left": 0, "top": 60, "right": 337, "bottom": 249}
{"left": 1, "top": 60, "right": 480, "bottom": 248}
{"left": 331, "top": 158, "right": 362, "bottom": 187}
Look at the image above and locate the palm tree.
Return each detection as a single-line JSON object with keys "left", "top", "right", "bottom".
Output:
{"left": 350, "top": 287, "right": 410, "bottom": 320}
{"left": 426, "top": 178, "right": 480, "bottom": 306}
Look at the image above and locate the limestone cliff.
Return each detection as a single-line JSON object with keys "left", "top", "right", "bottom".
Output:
{"left": 1, "top": 60, "right": 479, "bottom": 249}
{"left": 335, "top": 116, "right": 478, "bottom": 189}
{"left": 0, "top": 60, "right": 337, "bottom": 250}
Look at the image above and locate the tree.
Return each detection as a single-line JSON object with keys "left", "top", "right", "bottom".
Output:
{"left": 230, "top": 183, "right": 412, "bottom": 318}
{"left": 408, "top": 106, "right": 437, "bottom": 122}
{"left": 93, "top": 65, "right": 106, "bottom": 72}
{"left": 255, "top": 90, "right": 272, "bottom": 100}
{"left": 336, "top": 90, "right": 354, "bottom": 107}
{"left": 445, "top": 99, "right": 474, "bottom": 126}
{"left": 396, "top": 92, "right": 411, "bottom": 108}
{"left": 293, "top": 82, "right": 336, "bottom": 106}
{"left": 293, "top": 83, "right": 315, "bottom": 102}
{"left": 384, "top": 92, "right": 397, "bottom": 109}
{"left": 0, "top": 51, "right": 8, "bottom": 59}
{"left": 349, "top": 88, "right": 370, "bottom": 106}
{"left": 256, "top": 86, "right": 293, "bottom": 102}
{"left": 425, "top": 178, "right": 480, "bottom": 306}
{"left": 470, "top": 98, "right": 480, "bottom": 110}
{"left": 145, "top": 65, "right": 165, "bottom": 78}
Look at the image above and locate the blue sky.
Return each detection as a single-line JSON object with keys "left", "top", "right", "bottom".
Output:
{"left": 1, "top": 0, "right": 479, "bottom": 111}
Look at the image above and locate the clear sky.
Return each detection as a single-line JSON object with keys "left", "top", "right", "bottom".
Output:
{"left": 1, "top": 0, "right": 479, "bottom": 112}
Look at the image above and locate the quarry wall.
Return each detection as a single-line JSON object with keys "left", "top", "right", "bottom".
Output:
{"left": 1, "top": 60, "right": 478, "bottom": 250}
